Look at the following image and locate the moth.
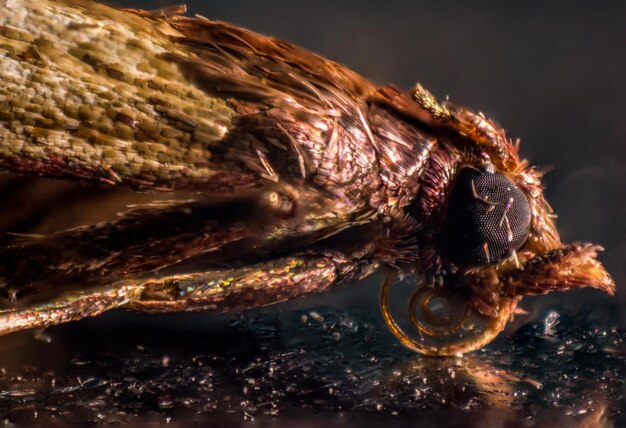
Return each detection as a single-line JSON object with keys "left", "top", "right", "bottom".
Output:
{"left": 0, "top": 0, "right": 614, "bottom": 355}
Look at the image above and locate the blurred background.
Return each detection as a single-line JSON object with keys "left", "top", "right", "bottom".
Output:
{"left": 0, "top": 1, "right": 624, "bottom": 426}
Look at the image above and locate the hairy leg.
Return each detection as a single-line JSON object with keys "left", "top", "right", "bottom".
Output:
{"left": 0, "top": 252, "right": 369, "bottom": 336}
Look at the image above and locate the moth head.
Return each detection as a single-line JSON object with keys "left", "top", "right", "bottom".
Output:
{"left": 409, "top": 85, "right": 614, "bottom": 312}
{"left": 439, "top": 165, "right": 531, "bottom": 267}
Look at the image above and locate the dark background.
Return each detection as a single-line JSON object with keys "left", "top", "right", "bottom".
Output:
{"left": 0, "top": 1, "right": 625, "bottom": 426}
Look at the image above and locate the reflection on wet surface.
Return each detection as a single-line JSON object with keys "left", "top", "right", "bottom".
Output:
{"left": 0, "top": 293, "right": 623, "bottom": 426}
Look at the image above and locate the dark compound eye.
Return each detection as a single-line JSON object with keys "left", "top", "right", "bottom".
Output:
{"left": 439, "top": 166, "right": 531, "bottom": 267}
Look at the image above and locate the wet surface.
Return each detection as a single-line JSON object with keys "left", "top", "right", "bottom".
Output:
{"left": 0, "top": 282, "right": 624, "bottom": 427}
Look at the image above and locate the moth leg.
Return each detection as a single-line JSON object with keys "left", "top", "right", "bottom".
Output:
{"left": 0, "top": 252, "right": 370, "bottom": 335}
{"left": 0, "top": 282, "right": 144, "bottom": 337}
{"left": 0, "top": 186, "right": 363, "bottom": 305}
{"left": 129, "top": 252, "right": 368, "bottom": 313}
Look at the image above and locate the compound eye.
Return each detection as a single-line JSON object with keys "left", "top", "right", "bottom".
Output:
{"left": 439, "top": 166, "right": 531, "bottom": 267}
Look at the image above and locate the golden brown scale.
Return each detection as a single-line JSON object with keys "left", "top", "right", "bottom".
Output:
{"left": 0, "top": 0, "right": 614, "bottom": 356}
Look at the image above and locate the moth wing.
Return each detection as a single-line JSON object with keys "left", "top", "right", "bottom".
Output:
{"left": 0, "top": 3, "right": 381, "bottom": 305}
{"left": 0, "top": 3, "right": 374, "bottom": 200}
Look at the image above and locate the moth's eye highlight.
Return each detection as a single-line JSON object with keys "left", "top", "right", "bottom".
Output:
{"left": 439, "top": 166, "right": 531, "bottom": 267}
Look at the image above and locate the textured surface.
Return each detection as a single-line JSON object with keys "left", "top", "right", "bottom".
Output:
{"left": 0, "top": 1, "right": 235, "bottom": 187}
{"left": 0, "top": 293, "right": 624, "bottom": 426}
{"left": 440, "top": 167, "right": 531, "bottom": 266}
